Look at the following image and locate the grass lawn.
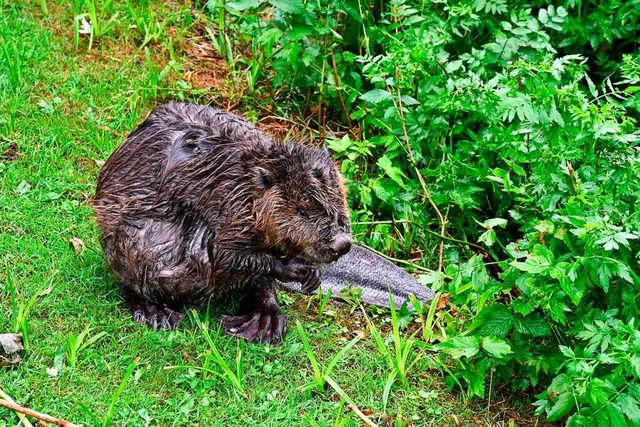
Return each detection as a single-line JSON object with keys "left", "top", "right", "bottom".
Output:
{"left": 0, "top": 2, "right": 549, "bottom": 426}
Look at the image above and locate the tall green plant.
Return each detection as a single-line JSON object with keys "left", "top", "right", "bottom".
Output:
{"left": 210, "top": 0, "right": 640, "bottom": 423}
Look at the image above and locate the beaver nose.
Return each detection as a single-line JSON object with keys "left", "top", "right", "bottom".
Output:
{"left": 329, "top": 235, "right": 352, "bottom": 258}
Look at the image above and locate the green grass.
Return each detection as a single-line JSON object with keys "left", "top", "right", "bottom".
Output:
{"left": 0, "top": 2, "right": 546, "bottom": 426}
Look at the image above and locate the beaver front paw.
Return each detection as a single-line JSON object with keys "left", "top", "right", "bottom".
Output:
{"left": 301, "top": 267, "right": 321, "bottom": 294}
{"left": 273, "top": 258, "right": 319, "bottom": 284}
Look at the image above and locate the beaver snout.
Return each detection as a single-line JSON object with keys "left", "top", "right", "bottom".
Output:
{"left": 328, "top": 235, "right": 352, "bottom": 261}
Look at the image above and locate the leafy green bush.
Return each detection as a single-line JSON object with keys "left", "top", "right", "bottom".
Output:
{"left": 206, "top": 0, "right": 640, "bottom": 424}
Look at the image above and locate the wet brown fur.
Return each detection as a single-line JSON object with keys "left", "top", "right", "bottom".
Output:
{"left": 94, "top": 102, "right": 351, "bottom": 312}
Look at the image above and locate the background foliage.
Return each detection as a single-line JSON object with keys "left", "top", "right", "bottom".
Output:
{"left": 207, "top": 0, "right": 640, "bottom": 424}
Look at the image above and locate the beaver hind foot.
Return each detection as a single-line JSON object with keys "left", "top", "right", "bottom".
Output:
{"left": 221, "top": 287, "right": 287, "bottom": 344}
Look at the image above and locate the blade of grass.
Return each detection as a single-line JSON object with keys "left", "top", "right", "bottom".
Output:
{"left": 324, "top": 376, "right": 379, "bottom": 427}
{"left": 102, "top": 359, "right": 138, "bottom": 427}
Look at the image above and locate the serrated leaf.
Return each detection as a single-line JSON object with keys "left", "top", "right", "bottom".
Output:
{"left": 463, "top": 367, "right": 485, "bottom": 398}
{"left": 547, "top": 391, "right": 575, "bottom": 422}
{"left": 617, "top": 394, "right": 640, "bottom": 423}
{"left": 400, "top": 95, "right": 420, "bottom": 106}
{"left": 482, "top": 336, "right": 512, "bottom": 358}
{"left": 445, "top": 60, "right": 463, "bottom": 73}
{"left": 631, "top": 355, "right": 640, "bottom": 378}
{"left": 550, "top": 106, "right": 565, "bottom": 125}
{"left": 548, "top": 373, "right": 571, "bottom": 394}
{"left": 360, "top": 88, "right": 391, "bottom": 104}
{"left": 269, "top": 0, "right": 304, "bottom": 15}
{"left": 559, "top": 345, "right": 575, "bottom": 358}
{"left": 584, "top": 73, "right": 598, "bottom": 97}
{"left": 513, "top": 314, "right": 550, "bottom": 337}
{"left": 326, "top": 134, "right": 352, "bottom": 153}
{"left": 478, "top": 229, "right": 497, "bottom": 246}
{"left": 417, "top": 271, "right": 445, "bottom": 286}
{"left": 474, "top": 305, "right": 514, "bottom": 337}
{"left": 377, "top": 155, "right": 406, "bottom": 188}
{"left": 596, "top": 353, "right": 620, "bottom": 364}
{"left": 532, "top": 244, "right": 555, "bottom": 264}
{"left": 511, "top": 257, "right": 551, "bottom": 274}
{"left": 614, "top": 231, "right": 638, "bottom": 246}
{"left": 587, "top": 379, "right": 615, "bottom": 407}
{"left": 605, "top": 404, "right": 629, "bottom": 427}
{"left": 436, "top": 336, "right": 480, "bottom": 358}
{"left": 482, "top": 218, "right": 508, "bottom": 229}
{"left": 614, "top": 263, "right": 633, "bottom": 284}
{"left": 371, "top": 179, "right": 395, "bottom": 203}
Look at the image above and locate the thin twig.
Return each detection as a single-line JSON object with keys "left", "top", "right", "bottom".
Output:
{"left": 330, "top": 48, "right": 353, "bottom": 132}
{"left": 0, "top": 399, "right": 80, "bottom": 427}
{"left": 353, "top": 218, "right": 489, "bottom": 253}
{"left": 360, "top": 243, "right": 432, "bottom": 273}
{"left": 439, "top": 206, "right": 450, "bottom": 273}
{"left": 0, "top": 387, "right": 33, "bottom": 427}
{"left": 389, "top": 66, "right": 447, "bottom": 271}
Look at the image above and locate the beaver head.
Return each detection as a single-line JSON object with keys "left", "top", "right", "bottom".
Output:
{"left": 250, "top": 143, "right": 352, "bottom": 264}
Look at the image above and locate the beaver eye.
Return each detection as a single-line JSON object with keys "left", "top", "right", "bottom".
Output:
{"left": 297, "top": 207, "right": 307, "bottom": 218}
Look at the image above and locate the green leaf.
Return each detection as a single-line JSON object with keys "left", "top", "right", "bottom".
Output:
{"left": 605, "top": 404, "right": 629, "bottom": 427}
{"left": 532, "top": 245, "right": 555, "bottom": 265}
{"left": 226, "top": 0, "right": 262, "bottom": 12}
{"left": 17, "top": 180, "right": 32, "bottom": 195}
{"left": 268, "top": 0, "right": 304, "bottom": 14}
{"left": 477, "top": 229, "right": 497, "bottom": 246}
{"left": 547, "top": 391, "right": 575, "bottom": 422}
{"left": 614, "top": 263, "right": 634, "bottom": 284}
{"left": 360, "top": 89, "right": 392, "bottom": 104}
{"left": 616, "top": 394, "right": 640, "bottom": 423}
{"left": 377, "top": 155, "right": 406, "bottom": 188}
{"left": 538, "top": 8, "right": 548, "bottom": 24}
{"left": 631, "top": 355, "right": 640, "bottom": 378}
{"left": 481, "top": 218, "right": 508, "bottom": 229}
{"left": 371, "top": 179, "right": 396, "bottom": 203}
{"left": 510, "top": 260, "right": 550, "bottom": 275}
{"left": 326, "top": 135, "right": 352, "bottom": 153}
{"left": 401, "top": 95, "right": 420, "bottom": 106}
{"left": 587, "top": 379, "right": 612, "bottom": 407}
{"left": 462, "top": 367, "right": 485, "bottom": 398}
{"left": 474, "top": 305, "right": 513, "bottom": 337}
{"left": 436, "top": 336, "right": 480, "bottom": 359}
{"left": 482, "top": 336, "right": 513, "bottom": 358}
{"left": 513, "top": 314, "right": 550, "bottom": 337}
{"left": 548, "top": 374, "right": 571, "bottom": 394}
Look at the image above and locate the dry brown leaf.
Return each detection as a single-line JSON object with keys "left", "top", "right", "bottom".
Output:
{"left": 436, "top": 293, "right": 450, "bottom": 311}
{"left": 70, "top": 237, "right": 85, "bottom": 256}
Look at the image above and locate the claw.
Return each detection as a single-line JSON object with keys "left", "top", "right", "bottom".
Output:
{"left": 221, "top": 301, "right": 287, "bottom": 344}
{"left": 127, "top": 294, "right": 182, "bottom": 331}
{"left": 301, "top": 268, "right": 321, "bottom": 294}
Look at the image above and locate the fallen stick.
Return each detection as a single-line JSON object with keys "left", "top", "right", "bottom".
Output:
{"left": 0, "top": 399, "right": 80, "bottom": 427}
{"left": 0, "top": 388, "right": 33, "bottom": 427}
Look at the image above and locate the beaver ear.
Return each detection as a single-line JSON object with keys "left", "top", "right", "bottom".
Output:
{"left": 254, "top": 166, "right": 275, "bottom": 189}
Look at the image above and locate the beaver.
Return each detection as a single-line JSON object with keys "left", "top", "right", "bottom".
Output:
{"left": 94, "top": 102, "right": 352, "bottom": 344}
